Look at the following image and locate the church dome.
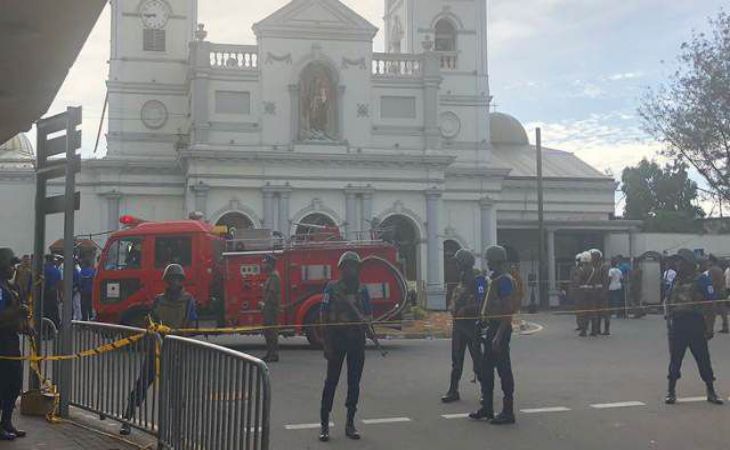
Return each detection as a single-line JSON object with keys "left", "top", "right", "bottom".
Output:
{"left": 0, "top": 133, "right": 35, "bottom": 168}
{"left": 490, "top": 112, "right": 529, "bottom": 146}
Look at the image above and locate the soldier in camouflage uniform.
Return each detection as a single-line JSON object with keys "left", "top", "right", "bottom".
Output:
{"left": 470, "top": 245, "right": 519, "bottom": 425}
{"left": 573, "top": 252, "right": 597, "bottom": 337}
{"left": 121, "top": 264, "right": 198, "bottom": 436}
{"left": 318, "top": 251, "right": 372, "bottom": 442}
{"left": 441, "top": 249, "right": 483, "bottom": 403}
{"left": 261, "top": 254, "right": 281, "bottom": 362}
{"left": 589, "top": 249, "right": 611, "bottom": 336}
{"left": 664, "top": 249, "right": 723, "bottom": 406}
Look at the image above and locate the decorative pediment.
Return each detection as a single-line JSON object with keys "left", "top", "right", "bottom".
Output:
{"left": 253, "top": 0, "right": 378, "bottom": 41}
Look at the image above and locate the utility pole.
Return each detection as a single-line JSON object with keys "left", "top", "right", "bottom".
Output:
{"left": 536, "top": 128, "right": 547, "bottom": 308}
{"left": 33, "top": 106, "right": 82, "bottom": 415}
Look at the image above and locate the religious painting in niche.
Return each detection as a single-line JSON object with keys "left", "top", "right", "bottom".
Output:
{"left": 299, "top": 62, "right": 338, "bottom": 142}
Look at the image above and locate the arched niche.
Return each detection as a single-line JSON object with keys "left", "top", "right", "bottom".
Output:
{"left": 299, "top": 61, "right": 339, "bottom": 141}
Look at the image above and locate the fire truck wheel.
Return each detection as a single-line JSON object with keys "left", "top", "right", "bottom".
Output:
{"left": 304, "top": 307, "right": 325, "bottom": 348}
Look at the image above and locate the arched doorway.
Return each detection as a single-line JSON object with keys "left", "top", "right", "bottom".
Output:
{"left": 294, "top": 213, "right": 340, "bottom": 240}
{"left": 379, "top": 215, "right": 420, "bottom": 281}
{"left": 443, "top": 240, "right": 462, "bottom": 306}
{"left": 216, "top": 212, "right": 254, "bottom": 235}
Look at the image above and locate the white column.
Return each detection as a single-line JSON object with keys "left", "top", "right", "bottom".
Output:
{"left": 278, "top": 190, "right": 290, "bottom": 238}
{"left": 262, "top": 187, "right": 275, "bottom": 229}
{"left": 361, "top": 190, "right": 373, "bottom": 237}
{"left": 480, "top": 197, "right": 498, "bottom": 244}
{"left": 425, "top": 188, "right": 445, "bottom": 310}
{"left": 547, "top": 228, "right": 559, "bottom": 307}
{"left": 105, "top": 192, "right": 122, "bottom": 231}
{"left": 191, "top": 182, "right": 209, "bottom": 218}
{"left": 345, "top": 190, "right": 357, "bottom": 241}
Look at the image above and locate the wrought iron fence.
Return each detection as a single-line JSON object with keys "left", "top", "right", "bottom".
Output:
{"left": 68, "top": 321, "right": 162, "bottom": 434}
{"left": 158, "top": 335, "right": 271, "bottom": 450}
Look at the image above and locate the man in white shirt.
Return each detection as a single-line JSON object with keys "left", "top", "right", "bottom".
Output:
{"left": 608, "top": 260, "right": 624, "bottom": 321}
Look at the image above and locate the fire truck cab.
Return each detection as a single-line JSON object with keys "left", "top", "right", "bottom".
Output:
{"left": 93, "top": 216, "right": 225, "bottom": 327}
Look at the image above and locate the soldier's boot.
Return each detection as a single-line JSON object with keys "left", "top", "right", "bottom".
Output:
{"left": 578, "top": 322, "right": 587, "bottom": 337}
{"left": 469, "top": 392, "right": 494, "bottom": 420}
{"left": 119, "top": 404, "right": 134, "bottom": 435}
{"left": 318, "top": 410, "right": 330, "bottom": 442}
{"left": 664, "top": 379, "right": 677, "bottom": 405}
{"left": 441, "top": 378, "right": 460, "bottom": 403}
{"left": 0, "top": 407, "right": 24, "bottom": 439}
{"left": 490, "top": 398, "right": 516, "bottom": 425}
{"left": 706, "top": 382, "right": 724, "bottom": 405}
{"left": 345, "top": 408, "right": 361, "bottom": 440}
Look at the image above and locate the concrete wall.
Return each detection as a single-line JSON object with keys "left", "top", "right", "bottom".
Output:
{"left": 606, "top": 232, "right": 730, "bottom": 258}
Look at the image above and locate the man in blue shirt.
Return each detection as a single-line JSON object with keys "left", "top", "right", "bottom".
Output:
{"left": 78, "top": 257, "right": 96, "bottom": 321}
{"left": 318, "top": 251, "right": 371, "bottom": 442}
{"left": 42, "top": 254, "right": 62, "bottom": 327}
{"left": 664, "top": 249, "right": 723, "bottom": 406}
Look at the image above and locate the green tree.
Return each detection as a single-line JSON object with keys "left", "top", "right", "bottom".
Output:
{"left": 621, "top": 159, "right": 705, "bottom": 232}
{"left": 639, "top": 10, "right": 730, "bottom": 201}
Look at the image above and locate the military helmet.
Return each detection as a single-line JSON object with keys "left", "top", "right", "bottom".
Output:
{"left": 262, "top": 254, "right": 277, "bottom": 266}
{"left": 162, "top": 263, "right": 186, "bottom": 280}
{"left": 484, "top": 245, "right": 508, "bottom": 264}
{"left": 453, "top": 249, "right": 475, "bottom": 269}
{"left": 337, "top": 251, "right": 362, "bottom": 268}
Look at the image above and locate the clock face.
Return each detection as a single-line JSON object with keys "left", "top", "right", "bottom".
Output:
{"left": 141, "top": 100, "right": 168, "bottom": 129}
{"left": 140, "top": 0, "right": 171, "bottom": 29}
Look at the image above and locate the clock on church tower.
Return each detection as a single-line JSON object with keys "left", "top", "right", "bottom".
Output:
{"left": 107, "top": 0, "right": 196, "bottom": 157}
{"left": 140, "top": 0, "right": 171, "bottom": 29}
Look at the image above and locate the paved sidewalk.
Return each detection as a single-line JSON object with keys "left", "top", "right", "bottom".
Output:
{"left": 4, "top": 413, "right": 144, "bottom": 450}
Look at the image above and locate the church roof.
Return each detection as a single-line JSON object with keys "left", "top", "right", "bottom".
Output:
{"left": 253, "top": 0, "right": 378, "bottom": 41}
{"left": 0, "top": 133, "right": 35, "bottom": 170}
{"left": 488, "top": 113, "right": 610, "bottom": 180}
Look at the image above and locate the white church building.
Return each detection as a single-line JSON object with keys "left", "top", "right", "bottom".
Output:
{"left": 0, "top": 0, "right": 638, "bottom": 309}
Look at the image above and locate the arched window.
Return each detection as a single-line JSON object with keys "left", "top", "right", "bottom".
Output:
{"left": 294, "top": 213, "right": 340, "bottom": 242}
{"left": 379, "top": 215, "right": 420, "bottom": 281}
{"left": 434, "top": 19, "right": 456, "bottom": 52}
{"left": 216, "top": 212, "right": 254, "bottom": 235}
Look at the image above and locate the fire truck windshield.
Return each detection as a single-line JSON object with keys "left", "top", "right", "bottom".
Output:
{"left": 105, "top": 237, "right": 143, "bottom": 270}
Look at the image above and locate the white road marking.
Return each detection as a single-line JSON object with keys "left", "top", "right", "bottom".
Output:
{"left": 677, "top": 396, "right": 707, "bottom": 403}
{"left": 590, "top": 401, "right": 646, "bottom": 409}
{"left": 441, "top": 413, "right": 470, "bottom": 419}
{"left": 521, "top": 407, "right": 571, "bottom": 414}
{"left": 361, "top": 417, "right": 412, "bottom": 425}
{"left": 285, "top": 422, "right": 334, "bottom": 430}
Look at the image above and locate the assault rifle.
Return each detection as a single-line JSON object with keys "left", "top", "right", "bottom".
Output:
{"left": 342, "top": 296, "right": 388, "bottom": 357}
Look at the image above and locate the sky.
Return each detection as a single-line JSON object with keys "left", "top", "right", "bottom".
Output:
{"left": 40, "top": 0, "right": 727, "bottom": 211}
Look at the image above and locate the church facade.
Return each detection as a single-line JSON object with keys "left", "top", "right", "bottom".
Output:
{"left": 0, "top": 0, "right": 637, "bottom": 309}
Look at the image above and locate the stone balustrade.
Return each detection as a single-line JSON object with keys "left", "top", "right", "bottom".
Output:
{"left": 437, "top": 51, "right": 458, "bottom": 70}
{"left": 208, "top": 44, "right": 259, "bottom": 70}
{"left": 372, "top": 53, "right": 423, "bottom": 78}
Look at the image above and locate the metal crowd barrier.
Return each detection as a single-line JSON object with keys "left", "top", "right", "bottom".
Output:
{"left": 158, "top": 335, "right": 271, "bottom": 450}
{"left": 68, "top": 321, "right": 163, "bottom": 435}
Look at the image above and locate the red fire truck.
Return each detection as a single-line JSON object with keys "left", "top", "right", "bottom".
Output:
{"left": 92, "top": 216, "right": 408, "bottom": 346}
